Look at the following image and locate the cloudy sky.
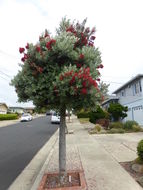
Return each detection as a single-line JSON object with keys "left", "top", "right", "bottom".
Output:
{"left": 0, "top": 0, "right": 143, "bottom": 107}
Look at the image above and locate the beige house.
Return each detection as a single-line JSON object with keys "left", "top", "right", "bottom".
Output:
{"left": 0, "top": 103, "right": 8, "bottom": 114}
{"left": 24, "top": 107, "right": 35, "bottom": 114}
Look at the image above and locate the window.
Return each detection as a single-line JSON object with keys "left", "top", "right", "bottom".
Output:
{"left": 133, "top": 80, "right": 142, "bottom": 95}
{"left": 121, "top": 90, "right": 125, "bottom": 96}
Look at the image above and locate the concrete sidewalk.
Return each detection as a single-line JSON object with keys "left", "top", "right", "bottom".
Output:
{"left": 9, "top": 116, "right": 143, "bottom": 190}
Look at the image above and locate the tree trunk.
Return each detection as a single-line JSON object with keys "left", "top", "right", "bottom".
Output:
{"left": 59, "top": 105, "right": 66, "bottom": 184}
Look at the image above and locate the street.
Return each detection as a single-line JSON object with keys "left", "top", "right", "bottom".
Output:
{"left": 0, "top": 116, "right": 58, "bottom": 190}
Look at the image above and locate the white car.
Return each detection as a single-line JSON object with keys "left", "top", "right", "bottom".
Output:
{"left": 20, "top": 113, "right": 33, "bottom": 122}
{"left": 51, "top": 112, "right": 60, "bottom": 124}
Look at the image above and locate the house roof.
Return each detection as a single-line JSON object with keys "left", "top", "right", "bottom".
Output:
{"left": 9, "top": 106, "right": 24, "bottom": 109}
{"left": 101, "top": 96, "right": 119, "bottom": 106}
{"left": 0, "top": 103, "right": 8, "bottom": 109}
{"left": 112, "top": 74, "right": 143, "bottom": 94}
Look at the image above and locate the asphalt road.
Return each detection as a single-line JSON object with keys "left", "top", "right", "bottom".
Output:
{"left": 0, "top": 116, "right": 58, "bottom": 190}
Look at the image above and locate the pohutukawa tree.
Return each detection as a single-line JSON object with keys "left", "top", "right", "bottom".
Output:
{"left": 11, "top": 18, "right": 103, "bottom": 182}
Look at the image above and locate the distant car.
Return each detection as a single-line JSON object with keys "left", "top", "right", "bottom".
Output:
{"left": 20, "top": 113, "right": 33, "bottom": 122}
{"left": 46, "top": 111, "right": 51, "bottom": 115}
{"left": 51, "top": 112, "right": 60, "bottom": 124}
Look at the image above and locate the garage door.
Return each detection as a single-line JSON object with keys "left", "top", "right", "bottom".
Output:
{"left": 133, "top": 106, "right": 143, "bottom": 125}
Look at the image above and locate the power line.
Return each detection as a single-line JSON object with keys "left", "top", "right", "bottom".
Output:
{"left": 0, "top": 70, "right": 12, "bottom": 78}
{"left": 103, "top": 80, "right": 123, "bottom": 84}
{"left": 0, "top": 50, "right": 18, "bottom": 59}
{"left": 0, "top": 75, "right": 10, "bottom": 81}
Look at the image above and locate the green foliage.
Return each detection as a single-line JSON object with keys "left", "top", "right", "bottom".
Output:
{"left": 95, "top": 124, "right": 102, "bottom": 132}
{"left": 137, "top": 140, "right": 143, "bottom": 160}
{"left": 109, "top": 122, "right": 123, "bottom": 129}
{"left": 89, "top": 106, "right": 108, "bottom": 124}
{"left": 0, "top": 114, "right": 18, "bottom": 120}
{"left": 108, "top": 128, "right": 125, "bottom": 134}
{"left": 132, "top": 125, "right": 142, "bottom": 132}
{"left": 123, "top": 120, "right": 139, "bottom": 130}
{"left": 108, "top": 103, "right": 128, "bottom": 121}
{"left": 77, "top": 110, "right": 90, "bottom": 118}
{"left": 11, "top": 18, "right": 103, "bottom": 111}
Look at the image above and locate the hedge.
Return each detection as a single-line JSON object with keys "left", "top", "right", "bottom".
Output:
{"left": 0, "top": 114, "right": 18, "bottom": 121}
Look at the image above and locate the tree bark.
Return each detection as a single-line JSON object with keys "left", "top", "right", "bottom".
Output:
{"left": 59, "top": 104, "right": 66, "bottom": 183}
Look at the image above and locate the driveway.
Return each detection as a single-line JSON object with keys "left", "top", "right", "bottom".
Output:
{"left": 92, "top": 132, "right": 143, "bottom": 162}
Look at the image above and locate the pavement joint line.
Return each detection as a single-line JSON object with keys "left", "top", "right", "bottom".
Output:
{"left": 30, "top": 131, "right": 59, "bottom": 190}
{"left": 8, "top": 129, "right": 59, "bottom": 190}
{"left": 121, "top": 142, "right": 137, "bottom": 152}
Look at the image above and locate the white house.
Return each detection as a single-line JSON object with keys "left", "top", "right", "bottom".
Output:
{"left": 9, "top": 107, "right": 25, "bottom": 114}
{"left": 111, "top": 74, "right": 143, "bottom": 125}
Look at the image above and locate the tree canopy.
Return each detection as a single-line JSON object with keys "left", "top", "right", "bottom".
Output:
{"left": 11, "top": 18, "right": 103, "bottom": 111}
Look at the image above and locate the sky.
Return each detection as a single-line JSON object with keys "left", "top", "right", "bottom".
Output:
{"left": 0, "top": 0, "right": 143, "bottom": 107}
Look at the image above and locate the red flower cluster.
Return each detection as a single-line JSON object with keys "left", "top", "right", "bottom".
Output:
{"left": 25, "top": 43, "right": 29, "bottom": 49}
{"left": 79, "top": 53, "right": 84, "bottom": 59}
{"left": 19, "top": 47, "right": 25, "bottom": 54}
{"left": 66, "top": 25, "right": 77, "bottom": 36}
{"left": 21, "top": 53, "right": 28, "bottom": 62}
{"left": 36, "top": 46, "right": 41, "bottom": 52}
{"left": 59, "top": 67, "right": 98, "bottom": 95}
{"left": 97, "top": 64, "right": 104, "bottom": 69}
{"left": 46, "top": 39, "right": 56, "bottom": 50}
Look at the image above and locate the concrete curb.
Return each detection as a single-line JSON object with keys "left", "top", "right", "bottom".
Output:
{"left": 8, "top": 129, "right": 59, "bottom": 190}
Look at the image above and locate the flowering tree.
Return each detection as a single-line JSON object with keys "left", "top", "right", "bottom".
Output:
{"left": 11, "top": 18, "right": 103, "bottom": 182}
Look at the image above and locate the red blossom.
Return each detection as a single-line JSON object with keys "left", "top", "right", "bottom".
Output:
{"left": 81, "top": 88, "right": 87, "bottom": 94}
{"left": 25, "top": 43, "right": 29, "bottom": 49}
{"left": 85, "top": 27, "right": 90, "bottom": 33}
{"left": 19, "top": 47, "right": 25, "bottom": 54}
{"left": 60, "top": 75, "right": 64, "bottom": 81}
{"left": 97, "top": 78, "right": 100, "bottom": 82}
{"left": 36, "top": 46, "right": 41, "bottom": 52}
{"left": 77, "top": 63, "right": 82, "bottom": 68}
{"left": 90, "top": 36, "right": 96, "bottom": 40}
{"left": 24, "top": 54, "right": 28, "bottom": 59}
{"left": 88, "top": 42, "right": 94, "bottom": 47}
{"left": 46, "top": 39, "right": 56, "bottom": 50}
{"left": 99, "top": 64, "right": 104, "bottom": 68}
{"left": 82, "top": 81, "right": 86, "bottom": 87}
{"left": 38, "top": 67, "right": 43, "bottom": 73}
{"left": 66, "top": 25, "right": 77, "bottom": 36}
{"left": 21, "top": 57, "right": 25, "bottom": 62}
{"left": 91, "top": 27, "right": 95, "bottom": 33}
{"left": 79, "top": 54, "right": 84, "bottom": 59}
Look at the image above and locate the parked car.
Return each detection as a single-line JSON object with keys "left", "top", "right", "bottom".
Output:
{"left": 20, "top": 113, "right": 33, "bottom": 122}
{"left": 51, "top": 112, "right": 60, "bottom": 124}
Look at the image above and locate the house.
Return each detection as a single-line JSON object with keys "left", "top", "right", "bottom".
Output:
{"left": 24, "top": 107, "right": 35, "bottom": 114}
{"left": 102, "top": 95, "right": 119, "bottom": 110}
{"left": 103, "top": 74, "right": 143, "bottom": 125}
{"left": 9, "top": 107, "right": 25, "bottom": 114}
{"left": 0, "top": 103, "right": 8, "bottom": 114}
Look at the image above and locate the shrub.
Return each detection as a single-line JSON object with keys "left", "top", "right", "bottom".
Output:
{"left": 77, "top": 110, "right": 90, "bottom": 118}
{"left": 109, "top": 122, "right": 123, "bottom": 129}
{"left": 132, "top": 125, "right": 142, "bottom": 132}
{"left": 96, "top": 119, "right": 110, "bottom": 130}
{"left": 137, "top": 140, "right": 143, "bottom": 160}
{"left": 0, "top": 114, "right": 18, "bottom": 120}
{"left": 89, "top": 106, "right": 108, "bottom": 124}
{"left": 108, "top": 103, "right": 128, "bottom": 121}
{"left": 95, "top": 124, "right": 102, "bottom": 132}
{"left": 123, "top": 120, "right": 139, "bottom": 130}
{"left": 108, "top": 128, "right": 125, "bottom": 134}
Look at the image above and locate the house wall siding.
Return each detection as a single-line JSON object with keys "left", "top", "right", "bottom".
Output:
{"left": 116, "top": 78, "right": 143, "bottom": 125}
{"left": 0, "top": 105, "right": 7, "bottom": 114}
